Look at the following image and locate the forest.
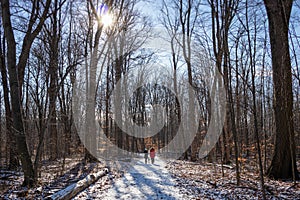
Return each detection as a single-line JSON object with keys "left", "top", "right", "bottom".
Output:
{"left": 0, "top": 0, "right": 299, "bottom": 199}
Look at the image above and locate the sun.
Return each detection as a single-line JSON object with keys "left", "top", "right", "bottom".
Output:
{"left": 101, "top": 13, "right": 114, "bottom": 27}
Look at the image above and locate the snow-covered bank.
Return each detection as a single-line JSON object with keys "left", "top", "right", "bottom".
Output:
{"left": 167, "top": 159, "right": 300, "bottom": 199}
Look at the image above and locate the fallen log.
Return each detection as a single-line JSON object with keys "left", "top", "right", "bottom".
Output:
{"left": 205, "top": 163, "right": 234, "bottom": 169}
{"left": 47, "top": 168, "right": 108, "bottom": 200}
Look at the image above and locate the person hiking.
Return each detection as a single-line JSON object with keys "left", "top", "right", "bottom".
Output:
{"left": 150, "top": 147, "right": 155, "bottom": 164}
{"left": 144, "top": 148, "right": 148, "bottom": 164}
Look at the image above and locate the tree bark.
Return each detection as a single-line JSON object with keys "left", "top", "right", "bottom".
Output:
{"left": 48, "top": 0, "right": 59, "bottom": 160}
{"left": 264, "top": 0, "right": 298, "bottom": 180}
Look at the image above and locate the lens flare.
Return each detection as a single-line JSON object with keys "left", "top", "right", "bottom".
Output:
{"left": 101, "top": 13, "right": 113, "bottom": 27}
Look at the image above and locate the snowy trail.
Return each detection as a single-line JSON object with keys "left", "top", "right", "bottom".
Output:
{"left": 100, "top": 156, "right": 182, "bottom": 200}
{"left": 73, "top": 155, "right": 183, "bottom": 200}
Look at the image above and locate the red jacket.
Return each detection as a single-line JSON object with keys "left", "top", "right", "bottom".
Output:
{"left": 150, "top": 149, "right": 155, "bottom": 158}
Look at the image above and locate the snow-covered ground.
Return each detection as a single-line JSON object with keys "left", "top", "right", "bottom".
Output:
{"left": 73, "top": 156, "right": 300, "bottom": 200}
{"left": 1, "top": 155, "right": 299, "bottom": 199}
{"left": 74, "top": 156, "right": 185, "bottom": 200}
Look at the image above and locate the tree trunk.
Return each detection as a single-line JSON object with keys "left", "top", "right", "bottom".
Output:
{"left": 264, "top": 0, "right": 299, "bottom": 180}
{"left": 48, "top": 0, "right": 59, "bottom": 160}
{"left": 245, "top": 3, "right": 265, "bottom": 196}
{"left": 0, "top": 38, "right": 19, "bottom": 169}
{"left": 1, "top": 0, "right": 35, "bottom": 186}
{"left": 114, "top": 54, "right": 123, "bottom": 150}
{"left": 84, "top": 0, "right": 104, "bottom": 163}
{"left": 49, "top": 169, "right": 108, "bottom": 200}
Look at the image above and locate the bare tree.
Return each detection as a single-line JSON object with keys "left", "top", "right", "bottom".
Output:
{"left": 1, "top": 0, "right": 51, "bottom": 186}
{"left": 208, "top": 0, "right": 240, "bottom": 185}
{"left": 244, "top": 1, "right": 265, "bottom": 197}
{"left": 264, "top": 0, "right": 299, "bottom": 180}
{"left": 46, "top": 0, "right": 60, "bottom": 160}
